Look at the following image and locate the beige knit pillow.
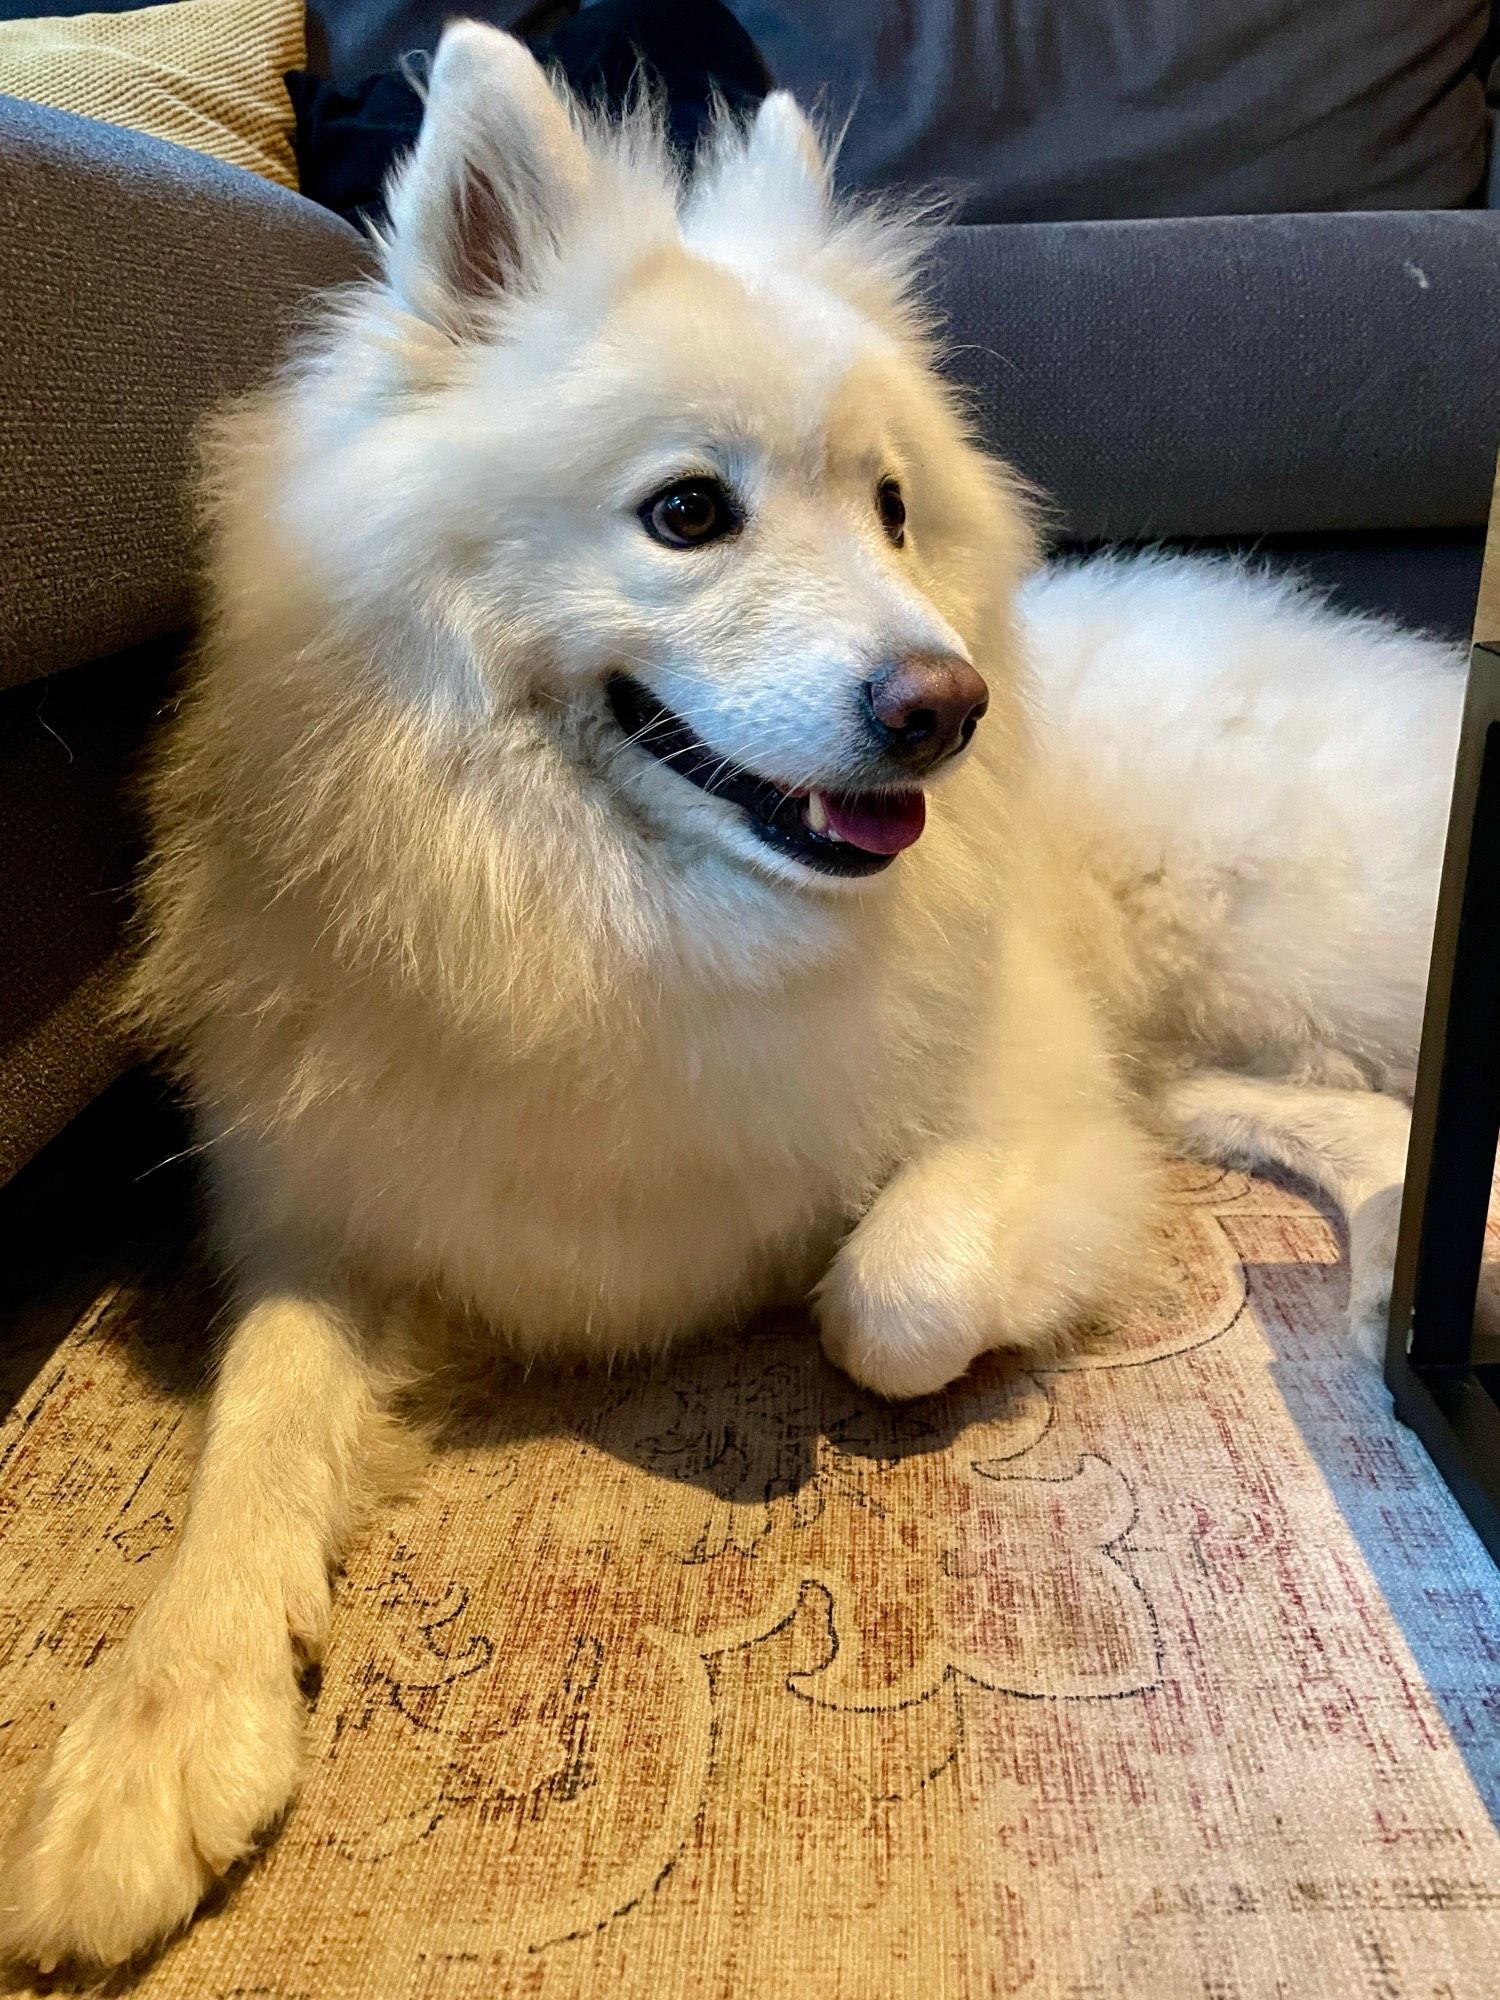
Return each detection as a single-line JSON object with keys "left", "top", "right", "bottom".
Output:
{"left": 0, "top": 0, "right": 304, "bottom": 189}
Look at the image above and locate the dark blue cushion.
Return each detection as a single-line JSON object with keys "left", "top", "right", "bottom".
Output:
{"left": 734, "top": 1, "right": 1492, "bottom": 220}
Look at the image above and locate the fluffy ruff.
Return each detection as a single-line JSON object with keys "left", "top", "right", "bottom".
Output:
{"left": 0, "top": 23, "right": 1463, "bottom": 1973}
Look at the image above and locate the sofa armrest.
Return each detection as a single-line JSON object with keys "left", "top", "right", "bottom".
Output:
{"left": 930, "top": 209, "right": 1500, "bottom": 543}
{"left": 0, "top": 97, "right": 377, "bottom": 691}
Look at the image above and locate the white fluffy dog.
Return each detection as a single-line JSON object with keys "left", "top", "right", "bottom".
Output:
{"left": 1, "top": 23, "right": 1464, "bottom": 1971}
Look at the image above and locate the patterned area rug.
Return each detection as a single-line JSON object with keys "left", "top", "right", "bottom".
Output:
{"left": 1, "top": 1165, "right": 1498, "bottom": 1998}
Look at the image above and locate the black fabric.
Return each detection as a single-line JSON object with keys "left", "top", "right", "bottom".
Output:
{"left": 0, "top": 636, "right": 180, "bottom": 1185}
{"left": 0, "top": 0, "right": 557, "bottom": 227}
{"left": 285, "top": 67, "right": 424, "bottom": 230}
{"left": 532, "top": 0, "right": 770, "bottom": 157}
{"left": 290, "top": 0, "right": 772, "bottom": 229}
{"left": 302, "top": 1, "right": 560, "bottom": 90}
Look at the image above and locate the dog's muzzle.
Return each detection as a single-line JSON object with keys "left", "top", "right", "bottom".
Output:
{"left": 605, "top": 675, "right": 932, "bottom": 878}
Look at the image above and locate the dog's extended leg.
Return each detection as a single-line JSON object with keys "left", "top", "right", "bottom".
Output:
{"left": 1, "top": 1282, "right": 411, "bottom": 1973}
{"left": 819, "top": 926, "right": 1162, "bottom": 1399}
{"left": 1165, "top": 1070, "right": 1412, "bottom": 1360}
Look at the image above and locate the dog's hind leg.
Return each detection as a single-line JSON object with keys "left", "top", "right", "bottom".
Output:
{"left": 0, "top": 1279, "right": 415, "bottom": 1974}
{"left": 1165, "top": 1070, "right": 1412, "bottom": 1361}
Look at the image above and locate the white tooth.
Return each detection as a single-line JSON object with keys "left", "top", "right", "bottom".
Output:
{"left": 806, "top": 790, "right": 830, "bottom": 836}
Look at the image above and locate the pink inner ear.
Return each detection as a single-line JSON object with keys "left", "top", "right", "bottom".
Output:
{"left": 451, "top": 163, "right": 522, "bottom": 298}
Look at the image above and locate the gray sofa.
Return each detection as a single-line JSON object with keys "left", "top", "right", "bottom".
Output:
{"left": 0, "top": 101, "right": 373, "bottom": 1183}
{"left": 2, "top": 76, "right": 1498, "bottom": 1185}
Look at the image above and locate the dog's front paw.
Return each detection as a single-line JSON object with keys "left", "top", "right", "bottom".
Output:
{"left": 819, "top": 1128, "right": 1156, "bottom": 1399}
{"left": 818, "top": 1155, "right": 1011, "bottom": 1399}
{"left": 818, "top": 1228, "right": 987, "bottom": 1400}
{"left": 0, "top": 1641, "right": 306, "bottom": 1973}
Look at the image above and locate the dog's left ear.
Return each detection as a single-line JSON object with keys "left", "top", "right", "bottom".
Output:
{"left": 686, "top": 91, "right": 831, "bottom": 251}
{"left": 742, "top": 93, "right": 830, "bottom": 214}
{"left": 383, "top": 22, "right": 592, "bottom": 331}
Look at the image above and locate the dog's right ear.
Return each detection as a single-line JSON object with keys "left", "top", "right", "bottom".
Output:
{"left": 383, "top": 23, "right": 591, "bottom": 332}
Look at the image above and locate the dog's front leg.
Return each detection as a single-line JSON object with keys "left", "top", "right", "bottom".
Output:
{"left": 1, "top": 1280, "right": 411, "bottom": 1973}
{"left": 818, "top": 1119, "right": 1158, "bottom": 1398}
{"left": 819, "top": 924, "right": 1160, "bottom": 1400}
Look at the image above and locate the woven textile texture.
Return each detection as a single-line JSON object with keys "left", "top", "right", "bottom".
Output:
{"left": 0, "top": 0, "right": 303, "bottom": 188}
{"left": 1, "top": 1163, "right": 1497, "bottom": 1996}
{"left": 0, "top": 100, "right": 374, "bottom": 692}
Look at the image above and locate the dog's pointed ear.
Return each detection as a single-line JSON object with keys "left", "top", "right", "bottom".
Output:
{"left": 686, "top": 91, "right": 831, "bottom": 251}
{"left": 383, "top": 23, "right": 591, "bottom": 331}
{"left": 743, "top": 92, "right": 830, "bottom": 218}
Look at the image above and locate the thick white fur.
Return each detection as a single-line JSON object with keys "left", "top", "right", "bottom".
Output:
{"left": 1, "top": 23, "right": 1465, "bottom": 1970}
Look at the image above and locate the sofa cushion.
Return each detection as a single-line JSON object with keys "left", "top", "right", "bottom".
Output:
{"left": 735, "top": 1, "right": 1491, "bottom": 220}
{"left": 0, "top": 97, "right": 376, "bottom": 691}
{"left": 930, "top": 209, "right": 1500, "bottom": 541}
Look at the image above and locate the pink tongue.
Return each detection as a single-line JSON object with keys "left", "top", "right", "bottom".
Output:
{"left": 822, "top": 788, "right": 927, "bottom": 855}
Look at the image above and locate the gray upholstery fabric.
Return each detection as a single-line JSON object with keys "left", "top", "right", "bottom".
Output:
{"left": 735, "top": 1, "right": 1491, "bottom": 221}
{"left": 930, "top": 209, "right": 1500, "bottom": 543}
{"left": 0, "top": 98, "right": 377, "bottom": 692}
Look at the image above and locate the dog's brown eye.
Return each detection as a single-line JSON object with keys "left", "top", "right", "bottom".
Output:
{"left": 641, "top": 477, "right": 738, "bottom": 549}
{"left": 877, "top": 477, "right": 906, "bottom": 546}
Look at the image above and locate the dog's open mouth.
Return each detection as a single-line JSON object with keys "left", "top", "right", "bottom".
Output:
{"left": 606, "top": 675, "right": 924, "bottom": 877}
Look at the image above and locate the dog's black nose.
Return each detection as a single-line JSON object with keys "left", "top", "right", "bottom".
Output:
{"left": 865, "top": 655, "right": 989, "bottom": 772}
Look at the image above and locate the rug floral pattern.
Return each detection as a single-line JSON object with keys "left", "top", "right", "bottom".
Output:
{"left": 1, "top": 1166, "right": 1497, "bottom": 1996}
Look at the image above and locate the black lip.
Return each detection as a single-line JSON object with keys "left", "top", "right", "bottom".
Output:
{"left": 605, "top": 674, "right": 897, "bottom": 878}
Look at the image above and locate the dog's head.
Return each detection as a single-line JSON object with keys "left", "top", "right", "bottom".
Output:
{"left": 270, "top": 23, "right": 1035, "bottom": 892}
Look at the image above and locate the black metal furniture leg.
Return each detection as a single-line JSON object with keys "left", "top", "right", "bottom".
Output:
{"left": 1386, "top": 642, "right": 1500, "bottom": 1562}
